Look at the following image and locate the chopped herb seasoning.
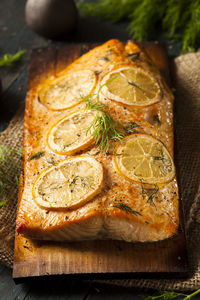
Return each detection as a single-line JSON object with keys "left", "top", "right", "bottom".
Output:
{"left": 47, "top": 157, "right": 56, "bottom": 166}
{"left": 113, "top": 203, "right": 142, "bottom": 216}
{"left": 153, "top": 114, "right": 162, "bottom": 125}
{"left": 141, "top": 184, "right": 159, "bottom": 208}
{"left": 69, "top": 175, "right": 94, "bottom": 190}
{"left": 128, "top": 81, "right": 145, "bottom": 93}
{"left": 94, "top": 71, "right": 101, "bottom": 76}
{"left": 106, "top": 49, "right": 114, "bottom": 55}
{"left": 153, "top": 150, "right": 165, "bottom": 162}
{"left": 124, "top": 122, "right": 140, "bottom": 134}
{"left": 152, "top": 147, "right": 172, "bottom": 174}
{"left": 99, "top": 56, "right": 110, "bottom": 61}
{"left": 29, "top": 151, "right": 45, "bottom": 161}
{"left": 23, "top": 245, "right": 30, "bottom": 250}
{"left": 127, "top": 52, "right": 141, "bottom": 61}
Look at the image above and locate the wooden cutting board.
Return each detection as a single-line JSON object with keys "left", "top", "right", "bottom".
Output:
{"left": 13, "top": 42, "right": 188, "bottom": 280}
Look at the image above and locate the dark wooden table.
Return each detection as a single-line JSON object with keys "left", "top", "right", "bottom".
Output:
{"left": 0, "top": 0, "right": 196, "bottom": 299}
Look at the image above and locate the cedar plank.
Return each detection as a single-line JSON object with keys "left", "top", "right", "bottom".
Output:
{"left": 13, "top": 42, "right": 188, "bottom": 280}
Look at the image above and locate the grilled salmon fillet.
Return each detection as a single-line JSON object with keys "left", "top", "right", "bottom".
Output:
{"left": 16, "top": 39, "right": 179, "bottom": 242}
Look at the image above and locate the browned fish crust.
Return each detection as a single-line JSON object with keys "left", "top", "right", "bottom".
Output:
{"left": 16, "top": 40, "right": 179, "bottom": 242}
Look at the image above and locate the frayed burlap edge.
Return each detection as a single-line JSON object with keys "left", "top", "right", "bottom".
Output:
{"left": 0, "top": 105, "right": 24, "bottom": 268}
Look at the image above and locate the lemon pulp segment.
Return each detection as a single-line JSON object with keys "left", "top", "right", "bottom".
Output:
{"left": 101, "top": 67, "right": 161, "bottom": 107}
{"left": 47, "top": 110, "right": 95, "bottom": 155}
{"left": 33, "top": 156, "right": 103, "bottom": 210}
{"left": 113, "top": 134, "right": 175, "bottom": 184}
{"left": 39, "top": 70, "right": 97, "bottom": 111}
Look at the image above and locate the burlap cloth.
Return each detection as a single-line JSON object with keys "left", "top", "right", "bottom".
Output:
{"left": 0, "top": 53, "right": 200, "bottom": 291}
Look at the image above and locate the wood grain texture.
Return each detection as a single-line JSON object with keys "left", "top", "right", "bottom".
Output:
{"left": 13, "top": 42, "right": 188, "bottom": 280}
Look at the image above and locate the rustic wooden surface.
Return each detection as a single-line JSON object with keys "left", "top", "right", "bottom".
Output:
{"left": 12, "top": 43, "right": 188, "bottom": 280}
{"left": 0, "top": 0, "right": 191, "bottom": 299}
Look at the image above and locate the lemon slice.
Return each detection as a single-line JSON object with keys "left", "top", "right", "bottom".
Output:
{"left": 33, "top": 156, "right": 103, "bottom": 210}
{"left": 39, "top": 70, "right": 97, "bottom": 111}
{"left": 113, "top": 134, "right": 175, "bottom": 185}
{"left": 47, "top": 111, "right": 95, "bottom": 155}
{"left": 101, "top": 66, "right": 161, "bottom": 107}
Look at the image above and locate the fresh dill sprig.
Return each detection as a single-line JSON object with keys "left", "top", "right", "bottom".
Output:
{"left": 182, "top": 1, "right": 200, "bottom": 53}
{"left": 86, "top": 98, "right": 125, "bottom": 153}
{"left": 163, "top": 0, "right": 189, "bottom": 38}
{"left": 0, "top": 50, "right": 26, "bottom": 67}
{"left": 85, "top": 75, "right": 129, "bottom": 153}
{"left": 78, "top": 0, "right": 136, "bottom": 23}
{"left": 79, "top": 0, "right": 200, "bottom": 53}
{"left": 142, "top": 289, "right": 200, "bottom": 300}
{"left": 128, "top": 0, "right": 166, "bottom": 41}
{"left": 0, "top": 145, "right": 22, "bottom": 208}
{"left": 85, "top": 75, "right": 140, "bottom": 152}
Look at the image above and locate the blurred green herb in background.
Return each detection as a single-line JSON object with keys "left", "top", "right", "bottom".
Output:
{"left": 0, "top": 145, "right": 21, "bottom": 208}
{"left": 142, "top": 289, "right": 200, "bottom": 300}
{"left": 0, "top": 50, "right": 26, "bottom": 67}
{"left": 78, "top": 0, "right": 200, "bottom": 53}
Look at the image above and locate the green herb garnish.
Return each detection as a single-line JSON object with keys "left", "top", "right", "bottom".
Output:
{"left": 0, "top": 50, "right": 26, "bottom": 67}
{"left": 85, "top": 76, "right": 127, "bottom": 153}
{"left": 85, "top": 98, "right": 124, "bottom": 152}
{"left": 141, "top": 183, "right": 159, "bottom": 207}
{"left": 79, "top": 0, "right": 200, "bottom": 53}
{"left": 142, "top": 289, "right": 200, "bottom": 300}
{"left": 29, "top": 151, "right": 45, "bottom": 161}
{"left": 0, "top": 145, "right": 21, "bottom": 208}
{"left": 113, "top": 202, "right": 142, "bottom": 216}
{"left": 85, "top": 76, "right": 140, "bottom": 152}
